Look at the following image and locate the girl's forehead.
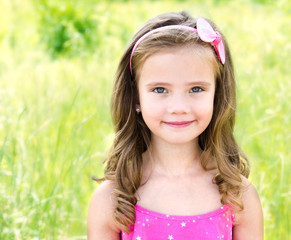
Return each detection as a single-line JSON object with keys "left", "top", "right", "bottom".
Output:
{"left": 137, "top": 46, "right": 216, "bottom": 88}
{"left": 137, "top": 45, "right": 218, "bottom": 83}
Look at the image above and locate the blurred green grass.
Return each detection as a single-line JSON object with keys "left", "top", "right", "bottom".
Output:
{"left": 0, "top": 0, "right": 290, "bottom": 239}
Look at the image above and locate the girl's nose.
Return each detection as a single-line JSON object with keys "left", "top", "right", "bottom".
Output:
{"left": 167, "top": 95, "right": 191, "bottom": 114}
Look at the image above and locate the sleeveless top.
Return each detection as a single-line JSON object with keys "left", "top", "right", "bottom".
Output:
{"left": 121, "top": 204, "right": 234, "bottom": 240}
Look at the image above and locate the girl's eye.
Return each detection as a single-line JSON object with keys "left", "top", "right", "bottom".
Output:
{"left": 190, "top": 87, "right": 203, "bottom": 93}
{"left": 153, "top": 87, "right": 167, "bottom": 93}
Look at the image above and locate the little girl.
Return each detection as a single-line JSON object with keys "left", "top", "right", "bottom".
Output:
{"left": 87, "top": 11, "right": 263, "bottom": 239}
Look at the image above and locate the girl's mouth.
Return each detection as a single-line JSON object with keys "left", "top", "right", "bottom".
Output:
{"left": 163, "top": 121, "right": 194, "bottom": 128}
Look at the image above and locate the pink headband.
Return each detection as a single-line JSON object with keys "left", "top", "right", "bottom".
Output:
{"left": 129, "top": 18, "right": 225, "bottom": 75}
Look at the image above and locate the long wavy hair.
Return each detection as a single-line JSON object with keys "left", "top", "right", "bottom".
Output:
{"left": 101, "top": 11, "right": 249, "bottom": 233}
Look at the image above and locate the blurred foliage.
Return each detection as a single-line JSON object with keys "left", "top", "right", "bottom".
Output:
{"left": 35, "top": 0, "right": 97, "bottom": 58}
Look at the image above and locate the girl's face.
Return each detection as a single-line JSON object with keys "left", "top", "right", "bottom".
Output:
{"left": 137, "top": 46, "right": 216, "bottom": 146}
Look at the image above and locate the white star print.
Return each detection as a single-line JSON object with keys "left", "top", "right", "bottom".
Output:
{"left": 181, "top": 221, "right": 186, "bottom": 227}
{"left": 168, "top": 235, "right": 173, "bottom": 240}
{"left": 136, "top": 236, "right": 141, "bottom": 240}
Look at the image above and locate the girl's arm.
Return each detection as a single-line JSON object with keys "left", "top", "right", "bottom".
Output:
{"left": 233, "top": 177, "right": 264, "bottom": 240}
{"left": 87, "top": 180, "right": 120, "bottom": 240}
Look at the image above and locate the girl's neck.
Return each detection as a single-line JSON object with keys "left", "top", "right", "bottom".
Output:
{"left": 145, "top": 138, "right": 203, "bottom": 177}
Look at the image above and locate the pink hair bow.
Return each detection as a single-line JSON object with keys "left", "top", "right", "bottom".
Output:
{"left": 196, "top": 18, "right": 225, "bottom": 64}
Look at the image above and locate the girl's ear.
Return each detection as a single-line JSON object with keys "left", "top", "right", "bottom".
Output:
{"left": 136, "top": 104, "right": 141, "bottom": 113}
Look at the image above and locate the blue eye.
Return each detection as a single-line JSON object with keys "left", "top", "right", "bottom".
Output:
{"left": 190, "top": 87, "right": 203, "bottom": 93}
{"left": 153, "top": 87, "right": 167, "bottom": 93}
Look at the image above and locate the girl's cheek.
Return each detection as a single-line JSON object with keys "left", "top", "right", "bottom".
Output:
{"left": 194, "top": 102, "right": 213, "bottom": 116}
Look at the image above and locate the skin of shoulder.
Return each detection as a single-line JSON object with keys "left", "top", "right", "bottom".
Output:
{"left": 233, "top": 175, "right": 264, "bottom": 240}
{"left": 87, "top": 180, "right": 120, "bottom": 240}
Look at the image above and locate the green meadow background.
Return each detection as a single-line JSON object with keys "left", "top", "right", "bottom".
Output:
{"left": 0, "top": 0, "right": 290, "bottom": 239}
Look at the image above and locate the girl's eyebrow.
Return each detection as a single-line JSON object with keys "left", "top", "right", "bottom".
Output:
{"left": 145, "top": 82, "right": 171, "bottom": 87}
{"left": 186, "top": 81, "right": 212, "bottom": 87}
{"left": 145, "top": 81, "right": 212, "bottom": 87}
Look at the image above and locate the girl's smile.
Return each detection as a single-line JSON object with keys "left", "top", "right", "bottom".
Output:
{"left": 137, "top": 46, "right": 216, "bottom": 146}
{"left": 163, "top": 120, "right": 195, "bottom": 128}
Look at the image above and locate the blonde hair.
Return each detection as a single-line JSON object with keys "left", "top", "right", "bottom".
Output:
{"left": 101, "top": 11, "right": 249, "bottom": 233}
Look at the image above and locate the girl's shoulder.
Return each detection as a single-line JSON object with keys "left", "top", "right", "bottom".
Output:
{"left": 87, "top": 180, "right": 120, "bottom": 239}
{"left": 239, "top": 175, "right": 262, "bottom": 212}
{"left": 232, "top": 175, "right": 264, "bottom": 239}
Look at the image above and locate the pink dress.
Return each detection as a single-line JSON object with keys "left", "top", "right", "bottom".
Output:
{"left": 121, "top": 204, "right": 234, "bottom": 240}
